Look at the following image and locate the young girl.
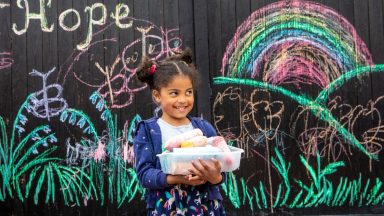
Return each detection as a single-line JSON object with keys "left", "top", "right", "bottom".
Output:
{"left": 133, "top": 49, "right": 226, "bottom": 215}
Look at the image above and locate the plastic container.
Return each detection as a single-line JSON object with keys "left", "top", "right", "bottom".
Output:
{"left": 157, "top": 146, "right": 244, "bottom": 175}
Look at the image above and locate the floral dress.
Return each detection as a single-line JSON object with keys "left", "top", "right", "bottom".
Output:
{"left": 148, "top": 184, "right": 226, "bottom": 216}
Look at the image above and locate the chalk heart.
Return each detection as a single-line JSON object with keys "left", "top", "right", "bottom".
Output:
{"left": 242, "top": 90, "right": 284, "bottom": 140}
{"left": 350, "top": 102, "right": 382, "bottom": 147}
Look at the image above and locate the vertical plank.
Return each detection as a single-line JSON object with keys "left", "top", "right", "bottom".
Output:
{"left": 133, "top": 0, "right": 151, "bottom": 120}
{"left": 102, "top": 0, "right": 120, "bottom": 129}
{"left": 178, "top": 0, "right": 194, "bottom": 50}
{"left": 118, "top": 0, "right": 136, "bottom": 124}
{"left": 207, "top": 0, "right": 222, "bottom": 133}
{"left": 219, "top": 0, "right": 239, "bottom": 140}
{"left": 10, "top": 0, "right": 27, "bottom": 122}
{"left": 251, "top": 0, "right": 266, "bottom": 12}
{"left": 26, "top": 0, "right": 44, "bottom": 111}
{"left": 72, "top": 0, "right": 90, "bottom": 130}
{"left": 220, "top": 0, "right": 236, "bottom": 59}
{"left": 57, "top": 0, "right": 75, "bottom": 112}
{"left": 353, "top": 0, "right": 372, "bottom": 167}
{"left": 57, "top": 0, "right": 75, "bottom": 171}
{"left": 207, "top": 0, "right": 221, "bottom": 78}
{"left": 236, "top": 0, "right": 250, "bottom": 27}
{"left": 338, "top": 0, "right": 362, "bottom": 172}
{"left": 164, "top": 0, "right": 178, "bottom": 33}
{"left": 339, "top": 0, "right": 354, "bottom": 24}
{"left": 194, "top": 0, "right": 211, "bottom": 119}
{"left": 322, "top": 0, "right": 340, "bottom": 9}
{"left": 41, "top": 0, "right": 58, "bottom": 139}
{"left": 0, "top": 0, "right": 12, "bottom": 122}
{"left": 368, "top": 0, "right": 384, "bottom": 64}
{"left": 41, "top": 0, "right": 58, "bottom": 212}
{"left": 87, "top": 0, "right": 108, "bottom": 132}
{"left": 10, "top": 0, "right": 28, "bottom": 213}
{"left": 368, "top": 0, "right": 384, "bottom": 175}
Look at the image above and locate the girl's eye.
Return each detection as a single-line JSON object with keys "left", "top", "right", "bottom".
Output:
{"left": 186, "top": 90, "right": 193, "bottom": 96}
{"left": 170, "top": 92, "right": 177, "bottom": 96}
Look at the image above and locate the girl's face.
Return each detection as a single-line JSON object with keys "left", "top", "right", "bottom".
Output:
{"left": 153, "top": 74, "right": 194, "bottom": 126}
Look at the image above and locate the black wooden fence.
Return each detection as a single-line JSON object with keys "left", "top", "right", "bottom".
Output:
{"left": 1, "top": 0, "right": 384, "bottom": 215}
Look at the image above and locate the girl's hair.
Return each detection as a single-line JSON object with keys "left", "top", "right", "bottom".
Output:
{"left": 136, "top": 48, "right": 200, "bottom": 91}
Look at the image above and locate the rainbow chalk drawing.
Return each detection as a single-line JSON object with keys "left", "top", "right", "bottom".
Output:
{"left": 221, "top": 0, "right": 372, "bottom": 86}
{"left": 215, "top": 0, "right": 382, "bottom": 160}
{"left": 214, "top": 0, "right": 384, "bottom": 212}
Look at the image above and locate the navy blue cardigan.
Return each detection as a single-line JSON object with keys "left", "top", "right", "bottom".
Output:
{"left": 133, "top": 116, "right": 224, "bottom": 209}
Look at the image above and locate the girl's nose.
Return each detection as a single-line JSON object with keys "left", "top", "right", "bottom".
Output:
{"left": 177, "top": 96, "right": 187, "bottom": 104}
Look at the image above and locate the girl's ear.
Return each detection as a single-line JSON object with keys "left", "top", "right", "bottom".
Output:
{"left": 152, "top": 89, "right": 161, "bottom": 104}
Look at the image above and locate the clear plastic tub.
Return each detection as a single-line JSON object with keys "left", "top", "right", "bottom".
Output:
{"left": 157, "top": 146, "right": 244, "bottom": 175}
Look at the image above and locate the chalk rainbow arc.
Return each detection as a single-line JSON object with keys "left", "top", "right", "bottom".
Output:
{"left": 220, "top": 0, "right": 373, "bottom": 89}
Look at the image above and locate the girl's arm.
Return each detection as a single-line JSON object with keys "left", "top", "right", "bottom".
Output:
{"left": 134, "top": 123, "right": 170, "bottom": 190}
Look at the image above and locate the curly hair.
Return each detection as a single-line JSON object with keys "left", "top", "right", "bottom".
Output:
{"left": 136, "top": 48, "right": 200, "bottom": 91}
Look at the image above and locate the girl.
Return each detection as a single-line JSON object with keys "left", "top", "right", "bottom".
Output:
{"left": 133, "top": 49, "right": 226, "bottom": 215}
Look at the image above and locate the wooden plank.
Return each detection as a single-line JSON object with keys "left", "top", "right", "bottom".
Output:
{"left": 236, "top": 0, "right": 250, "bottom": 27}
{"left": 100, "top": 0, "right": 120, "bottom": 128}
{"left": 206, "top": 0, "right": 222, "bottom": 135}
{"left": 86, "top": 0, "right": 109, "bottom": 133}
{"left": 220, "top": 0, "right": 236, "bottom": 57}
{"left": 251, "top": 0, "right": 266, "bottom": 12}
{"left": 135, "top": 0, "right": 162, "bottom": 119}
{"left": 322, "top": 0, "right": 340, "bottom": 8}
{"left": 10, "top": 0, "right": 28, "bottom": 122}
{"left": 10, "top": 0, "right": 28, "bottom": 213}
{"left": 116, "top": 0, "right": 136, "bottom": 125}
{"left": 41, "top": 0, "right": 58, "bottom": 138}
{"left": 0, "top": 0, "right": 12, "bottom": 121}
{"left": 339, "top": 0, "right": 354, "bottom": 24}
{"left": 352, "top": 0, "right": 372, "bottom": 165}
{"left": 57, "top": 0, "right": 75, "bottom": 108}
{"left": 56, "top": 1, "right": 76, "bottom": 172}
{"left": 338, "top": 1, "right": 360, "bottom": 171}
{"left": 367, "top": 0, "right": 384, "bottom": 173}
{"left": 178, "top": 0, "right": 194, "bottom": 49}
{"left": 164, "top": 0, "right": 178, "bottom": 31}
{"left": 71, "top": 0, "right": 91, "bottom": 137}
{"left": 338, "top": 1, "right": 358, "bottom": 111}
{"left": 207, "top": 0, "right": 221, "bottom": 78}
{"left": 26, "top": 0, "right": 43, "bottom": 104}
{"left": 0, "top": 7, "right": 14, "bottom": 214}
{"left": 193, "top": 0, "right": 211, "bottom": 119}
{"left": 132, "top": 0, "right": 151, "bottom": 120}
{"left": 368, "top": 0, "right": 384, "bottom": 65}
{"left": 353, "top": 1, "right": 371, "bottom": 108}
{"left": 219, "top": 0, "right": 239, "bottom": 137}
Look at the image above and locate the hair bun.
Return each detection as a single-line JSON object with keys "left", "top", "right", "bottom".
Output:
{"left": 168, "top": 47, "right": 193, "bottom": 64}
{"left": 179, "top": 48, "right": 193, "bottom": 64}
{"left": 136, "top": 56, "right": 157, "bottom": 83}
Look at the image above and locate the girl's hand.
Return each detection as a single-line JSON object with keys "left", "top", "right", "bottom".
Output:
{"left": 184, "top": 175, "right": 207, "bottom": 186}
{"left": 166, "top": 174, "right": 206, "bottom": 186}
{"left": 189, "top": 158, "right": 222, "bottom": 185}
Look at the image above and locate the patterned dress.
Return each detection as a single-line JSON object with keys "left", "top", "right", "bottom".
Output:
{"left": 148, "top": 184, "right": 226, "bottom": 216}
